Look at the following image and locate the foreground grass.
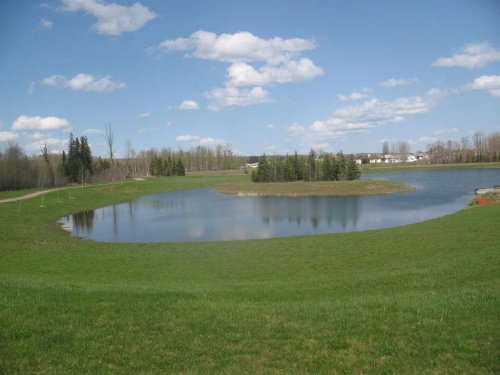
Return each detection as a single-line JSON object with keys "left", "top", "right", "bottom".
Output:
{"left": 0, "top": 175, "right": 499, "bottom": 374}
{"left": 216, "top": 179, "right": 414, "bottom": 196}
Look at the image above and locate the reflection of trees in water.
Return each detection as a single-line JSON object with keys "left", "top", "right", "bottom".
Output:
{"left": 72, "top": 210, "right": 95, "bottom": 236}
{"left": 259, "top": 196, "right": 360, "bottom": 230}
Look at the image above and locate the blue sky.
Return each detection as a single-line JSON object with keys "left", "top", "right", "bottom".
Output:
{"left": 1, "top": 0, "right": 499, "bottom": 157}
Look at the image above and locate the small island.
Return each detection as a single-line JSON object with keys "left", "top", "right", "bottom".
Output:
{"left": 216, "top": 179, "right": 415, "bottom": 196}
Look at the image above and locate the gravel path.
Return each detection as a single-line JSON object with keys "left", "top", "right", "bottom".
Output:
{"left": 0, "top": 188, "right": 66, "bottom": 204}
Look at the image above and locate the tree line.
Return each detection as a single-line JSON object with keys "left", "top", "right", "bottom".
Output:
{"left": 425, "top": 131, "right": 500, "bottom": 164}
{"left": 252, "top": 150, "right": 361, "bottom": 183}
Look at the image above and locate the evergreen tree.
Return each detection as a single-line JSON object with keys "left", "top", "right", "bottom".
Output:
{"left": 346, "top": 156, "right": 361, "bottom": 180}
{"left": 176, "top": 158, "right": 185, "bottom": 176}
{"left": 254, "top": 154, "right": 271, "bottom": 182}
{"left": 336, "top": 151, "right": 347, "bottom": 180}
{"left": 307, "top": 149, "right": 317, "bottom": 182}
{"left": 322, "top": 153, "right": 334, "bottom": 181}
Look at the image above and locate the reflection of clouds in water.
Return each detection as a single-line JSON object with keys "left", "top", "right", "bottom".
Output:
{"left": 188, "top": 223, "right": 205, "bottom": 239}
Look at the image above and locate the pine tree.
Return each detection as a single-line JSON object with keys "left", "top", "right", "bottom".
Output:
{"left": 346, "top": 156, "right": 361, "bottom": 180}
{"left": 255, "top": 154, "right": 271, "bottom": 182}
{"left": 322, "top": 153, "right": 334, "bottom": 181}
{"left": 176, "top": 158, "right": 185, "bottom": 176}
{"left": 308, "top": 149, "right": 317, "bottom": 182}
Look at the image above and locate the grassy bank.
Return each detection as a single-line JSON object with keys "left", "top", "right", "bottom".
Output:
{"left": 1, "top": 175, "right": 499, "bottom": 374}
{"left": 216, "top": 179, "right": 414, "bottom": 196}
{"left": 360, "top": 162, "right": 500, "bottom": 174}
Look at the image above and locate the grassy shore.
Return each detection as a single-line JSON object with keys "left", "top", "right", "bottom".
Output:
{"left": 1, "top": 174, "right": 499, "bottom": 374}
{"left": 216, "top": 179, "right": 414, "bottom": 196}
{"left": 360, "top": 161, "right": 500, "bottom": 174}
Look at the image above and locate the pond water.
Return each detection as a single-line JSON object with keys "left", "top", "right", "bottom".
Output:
{"left": 59, "top": 169, "right": 499, "bottom": 242}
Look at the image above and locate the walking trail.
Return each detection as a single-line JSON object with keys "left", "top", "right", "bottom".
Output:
{"left": 0, "top": 188, "right": 66, "bottom": 204}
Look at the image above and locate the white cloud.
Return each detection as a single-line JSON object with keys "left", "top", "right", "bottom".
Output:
{"left": 462, "top": 75, "right": 500, "bottom": 97}
{"left": 12, "top": 115, "right": 71, "bottom": 131}
{"left": 157, "top": 30, "right": 317, "bottom": 65}
{"left": 313, "top": 143, "right": 329, "bottom": 149}
{"left": 199, "top": 137, "right": 216, "bottom": 145}
{"left": 82, "top": 128, "right": 104, "bottom": 135}
{"left": 41, "top": 73, "right": 125, "bottom": 92}
{"left": 39, "top": 18, "right": 53, "bottom": 29}
{"left": 226, "top": 58, "right": 323, "bottom": 87}
{"left": 333, "top": 97, "right": 430, "bottom": 123}
{"left": 419, "top": 136, "right": 438, "bottom": 143}
{"left": 62, "top": 0, "right": 157, "bottom": 36}
{"left": 28, "top": 81, "right": 36, "bottom": 94}
{"left": 299, "top": 91, "right": 451, "bottom": 144}
{"left": 138, "top": 112, "right": 150, "bottom": 117}
{"left": 338, "top": 91, "right": 368, "bottom": 102}
{"left": 176, "top": 135, "right": 200, "bottom": 141}
{"left": 179, "top": 100, "right": 200, "bottom": 110}
{"left": 0, "top": 131, "right": 19, "bottom": 142}
{"left": 25, "top": 132, "right": 49, "bottom": 140}
{"left": 267, "top": 124, "right": 274, "bottom": 129}
{"left": 287, "top": 123, "right": 306, "bottom": 136}
{"left": 380, "top": 78, "right": 418, "bottom": 87}
{"left": 26, "top": 137, "right": 68, "bottom": 152}
{"left": 204, "top": 86, "right": 272, "bottom": 111}
{"left": 435, "top": 128, "right": 459, "bottom": 135}
{"left": 432, "top": 42, "right": 500, "bottom": 69}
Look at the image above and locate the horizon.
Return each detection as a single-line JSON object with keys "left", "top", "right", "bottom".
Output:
{"left": 1, "top": 0, "right": 499, "bottom": 158}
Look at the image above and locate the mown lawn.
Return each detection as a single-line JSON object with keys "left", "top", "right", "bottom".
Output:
{"left": 0, "top": 175, "right": 499, "bottom": 374}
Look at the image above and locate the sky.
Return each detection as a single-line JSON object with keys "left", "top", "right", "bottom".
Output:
{"left": 1, "top": 0, "right": 499, "bottom": 158}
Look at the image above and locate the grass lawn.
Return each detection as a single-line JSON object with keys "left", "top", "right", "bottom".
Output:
{"left": 1, "top": 174, "right": 499, "bottom": 374}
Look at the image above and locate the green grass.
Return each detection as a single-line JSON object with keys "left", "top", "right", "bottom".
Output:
{"left": 360, "top": 162, "right": 500, "bottom": 174}
{"left": 216, "top": 179, "right": 414, "bottom": 196}
{"left": 1, "top": 175, "right": 499, "bottom": 374}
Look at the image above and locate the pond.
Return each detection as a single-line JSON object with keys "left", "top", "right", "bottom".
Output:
{"left": 59, "top": 169, "right": 499, "bottom": 242}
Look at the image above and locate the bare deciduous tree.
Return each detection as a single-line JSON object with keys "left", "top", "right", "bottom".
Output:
{"left": 104, "top": 123, "right": 114, "bottom": 179}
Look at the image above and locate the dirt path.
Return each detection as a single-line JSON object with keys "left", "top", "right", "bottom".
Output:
{"left": 0, "top": 188, "right": 66, "bottom": 204}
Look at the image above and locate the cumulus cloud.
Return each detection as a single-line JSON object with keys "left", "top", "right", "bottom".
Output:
{"left": 338, "top": 91, "right": 368, "bottom": 102}
{"left": 138, "top": 112, "right": 150, "bottom": 117}
{"left": 420, "top": 136, "right": 438, "bottom": 143}
{"left": 199, "top": 137, "right": 216, "bottom": 145}
{"left": 380, "top": 78, "right": 418, "bottom": 87}
{"left": 12, "top": 115, "right": 71, "bottom": 131}
{"left": 157, "top": 30, "right": 317, "bottom": 65}
{"left": 176, "top": 135, "right": 200, "bottom": 141}
{"left": 462, "top": 75, "right": 500, "bottom": 97}
{"left": 432, "top": 42, "right": 500, "bottom": 69}
{"left": 179, "top": 100, "right": 200, "bottom": 110}
{"left": 226, "top": 58, "right": 323, "bottom": 87}
{"left": 297, "top": 90, "right": 452, "bottom": 143}
{"left": 39, "top": 18, "right": 53, "bottom": 29}
{"left": 159, "top": 30, "right": 322, "bottom": 109}
{"left": 204, "top": 86, "right": 272, "bottom": 111}
{"left": 62, "top": 0, "right": 157, "bottom": 36}
{"left": 41, "top": 73, "right": 125, "bottom": 92}
{"left": 26, "top": 137, "right": 68, "bottom": 152}
{"left": 0, "top": 131, "right": 19, "bottom": 142}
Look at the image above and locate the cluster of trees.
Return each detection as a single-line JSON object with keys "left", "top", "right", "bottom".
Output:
{"left": 149, "top": 155, "right": 185, "bottom": 177}
{"left": 252, "top": 150, "right": 361, "bottom": 183}
{"left": 61, "top": 134, "right": 93, "bottom": 184}
{"left": 426, "top": 131, "right": 500, "bottom": 164}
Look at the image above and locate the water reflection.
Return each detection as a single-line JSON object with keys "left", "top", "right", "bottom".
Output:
{"left": 59, "top": 169, "right": 499, "bottom": 242}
